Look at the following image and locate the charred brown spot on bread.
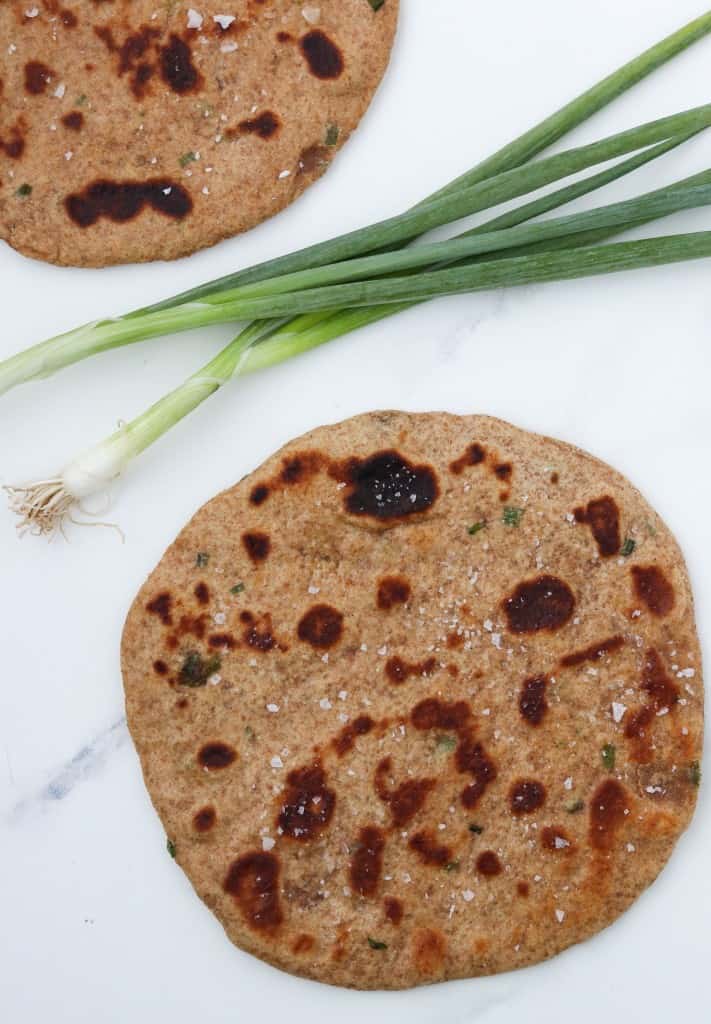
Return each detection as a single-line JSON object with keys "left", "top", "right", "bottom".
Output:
{"left": 375, "top": 758, "right": 436, "bottom": 826}
{"left": 476, "top": 851, "right": 502, "bottom": 876}
{"left": 243, "top": 612, "right": 277, "bottom": 652}
{"left": 0, "top": 119, "right": 26, "bottom": 159}
{"left": 550, "top": 472, "right": 560, "bottom": 484}
{"left": 242, "top": 531, "right": 271, "bottom": 563}
{"left": 503, "top": 575, "right": 575, "bottom": 634}
{"left": 384, "top": 897, "right": 404, "bottom": 924}
{"left": 237, "top": 110, "right": 281, "bottom": 140}
{"left": 625, "top": 705, "right": 656, "bottom": 763}
{"left": 197, "top": 742, "right": 236, "bottom": 770}
{"left": 153, "top": 659, "right": 168, "bottom": 675}
{"left": 408, "top": 830, "right": 452, "bottom": 866}
{"left": 278, "top": 764, "right": 336, "bottom": 841}
{"left": 194, "top": 582, "right": 210, "bottom": 605}
{"left": 573, "top": 496, "right": 621, "bottom": 557}
{"left": 450, "top": 443, "right": 485, "bottom": 475}
{"left": 176, "top": 612, "right": 207, "bottom": 641}
{"left": 332, "top": 450, "right": 439, "bottom": 520}
{"left": 65, "top": 179, "right": 192, "bottom": 227}
{"left": 61, "top": 111, "right": 84, "bottom": 130}
{"left": 494, "top": 462, "right": 512, "bottom": 481}
{"left": 193, "top": 805, "right": 216, "bottom": 832}
{"left": 297, "top": 604, "right": 343, "bottom": 649}
{"left": 223, "top": 851, "right": 282, "bottom": 931}
{"left": 291, "top": 933, "right": 314, "bottom": 954}
{"left": 349, "top": 825, "right": 385, "bottom": 896}
{"left": 249, "top": 483, "right": 270, "bottom": 506}
{"left": 624, "top": 649, "right": 679, "bottom": 762}
{"left": 24, "top": 61, "right": 54, "bottom": 94}
{"left": 519, "top": 675, "right": 548, "bottom": 726}
{"left": 299, "top": 30, "right": 344, "bottom": 79}
{"left": 176, "top": 697, "right": 189, "bottom": 709}
{"left": 60, "top": 9, "right": 78, "bottom": 28}
{"left": 510, "top": 779, "right": 547, "bottom": 815}
{"left": 517, "top": 881, "right": 530, "bottom": 897}
{"left": 561, "top": 635, "right": 624, "bottom": 667}
{"left": 589, "top": 779, "right": 629, "bottom": 851}
{"left": 277, "top": 30, "right": 293, "bottom": 43}
{"left": 377, "top": 576, "right": 411, "bottom": 610}
{"left": 642, "top": 648, "right": 679, "bottom": 709}
{"left": 159, "top": 33, "right": 202, "bottom": 93}
{"left": 411, "top": 698, "right": 470, "bottom": 731}
{"left": 412, "top": 928, "right": 447, "bottom": 974}
{"left": 333, "top": 715, "right": 374, "bottom": 757}
{"left": 208, "top": 632, "right": 236, "bottom": 650}
{"left": 146, "top": 591, "right": 173, "bottom": 626}
{"left": 410, "top": 698, "right": 496, "bottom": 809}
{"left": 631, "top": 566, "right": 675, "bottom": 617}
{"left": 385, "top": 655, "right": 437, "bottom": 685}
{"left": 280, "top": 452, "right": 323, "bottom": 485}
{"left": 541, "top": 826, "right": 574, "bottom": 853}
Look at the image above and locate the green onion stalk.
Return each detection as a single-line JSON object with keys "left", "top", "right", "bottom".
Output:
{"left": 9, "top": 223, "right": 711, "bottom": 536}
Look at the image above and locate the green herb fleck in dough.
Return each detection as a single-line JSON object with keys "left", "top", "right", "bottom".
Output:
{"left": 196, "top": 552, "right": 210, "bottom": 568}
{"left": 688, "top": 760, "right": 702, "bottom": 786}
{"left": 565, "top": 798, "right": 585, "bottom": 814}
{"left": 178, "top": 650, "right": 221, "bottom": 687}
{"left": 230, "top": 582, "right": 245, "bottom": 595}
{"left": 436, "top": 734, "right": 458, "bottom": 752}
{"left": 15, "top": 184, "right": 32, "bottom": 197}
{"left": 502, "top": 506, "right": 524, "bottom": 527}
{"left": 167, "top": 839, "right": 176, "bottom": 858}
{"left": 368, "top": 0, "right": 386, "bottom": 10}
{"left": 325, "top": 124, "right": 340, "bottom": 146}
{"left": 620, "top": 538, "right": 636, "bottom": 557}
{"left": 468, "top": 521, "right": 486, "bottom": 536}
{"left": 75, "top": 94, "right": 87, "bottom": 106}
{"left": 245, "top": 725, "right": 256, "bottom": 742}
{"left": 180, "top": 151, "right": 198, "bottom": 167}
{"left": 601, "top": 743, "right": 616, "bottom": 771}
{"left": 444, "top": 861, "right": 460, "bottom": 873}
{"left": 468, "top": 823, "right": 484, "bottom": 834}
{"left": 368, "top": 937, "right": 388, "bottom": 950}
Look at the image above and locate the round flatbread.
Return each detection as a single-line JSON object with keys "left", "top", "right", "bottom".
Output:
{"left": 121, "top": 412, "right": 703, "bottom": 990}
{"left": 0, "top": 0, "right": 398, "bottom": 266}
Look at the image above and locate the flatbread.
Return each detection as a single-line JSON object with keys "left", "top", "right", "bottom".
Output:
{"left": 0, "top": 0, "right": 398, "bottom": 266}
{"left": 121, "top": 412, "right": 703, "bottom": 990}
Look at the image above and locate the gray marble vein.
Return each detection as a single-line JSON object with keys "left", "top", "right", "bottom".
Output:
{"left": 8, "top": 716, "right": 129, "bottom": 822}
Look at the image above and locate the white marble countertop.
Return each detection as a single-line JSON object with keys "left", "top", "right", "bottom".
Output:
{"left": 1, "top": 1, "right": 709, "bottom": 1020}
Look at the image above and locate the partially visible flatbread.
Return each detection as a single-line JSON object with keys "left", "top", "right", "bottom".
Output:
{"left": 0, "top": 0, "right": 398, "bottom": 266}
{"left": 122, "top": 412, "right": 703, "bottom": 989}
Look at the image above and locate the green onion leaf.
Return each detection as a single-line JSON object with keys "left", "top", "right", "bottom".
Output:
{"left": 367, "top": 0, "right": 386, "bottom": 10}
{"left": 444, "top": 861, "right": 460, "bottom": 873}
{"left": 167, "top": 839, "right": 176, "bottom": 858}
{"left": 196, "top": 552, "right": 210, "bottom": 568}
{"left": 601, "top": 743, "right": 616, "bottom": 771}
{"left": 620, "top": 537, "right": 636, "bottom": 557}
{"left": 75, "top": 94, "right": 87, "bottom": 106}
{"left": 468, "top": 521, "right": 486, "bottom": 536}
{"left": 468, "top": 823, "right": 484, "bottom": 834}
{"left": 179, "top": 651, "right": 221, "bottom": 687}
{"left": 436, "top": 735, "right": 458, "bottom": 752}
{"left": 15, "top": 184, "right": 32, "bottom": 197}
{"left": 368, "top": 937, "right": 388, "bottom": 949}
{"left": 230, "top": 582, "right": 245, "bottom": 595}
{"left": 688, "top": 760, "right": 702, "bottom": 786}
{"left": 179, "top": 151, "right": 198, "bottom": 167}
{"left": 502, "top": 506, "right": 524, "bottom": 527}
{"left": 565, "top": 798, "right": 585, "bottom": 814}
{"left": 325, "top": 124, "right": 340, "bottom": 146}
